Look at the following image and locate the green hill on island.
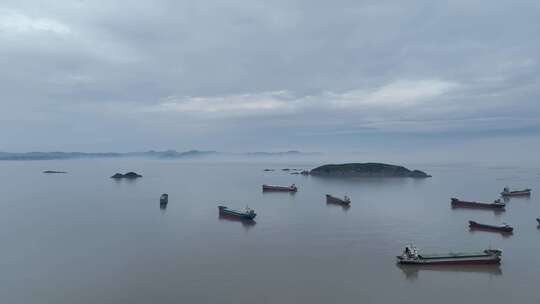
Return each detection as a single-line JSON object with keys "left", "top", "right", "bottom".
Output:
{"left": 310, "top": 163, "right": 431, "bottom": 178}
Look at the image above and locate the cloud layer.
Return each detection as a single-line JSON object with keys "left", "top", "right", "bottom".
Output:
{"left": 145, "top": 79, "right": 457, "bottom": 117}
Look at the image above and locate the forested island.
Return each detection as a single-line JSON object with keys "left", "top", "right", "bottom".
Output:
{"left": 309, "top": 163, "right": 431, "bottom": 178}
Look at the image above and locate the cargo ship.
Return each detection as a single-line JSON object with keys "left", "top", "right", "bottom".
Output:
{"left": 397, "top": 245, "right": 502, "bottom": 265}
{"left": 218, "top": 205, "right": 257, "bottom": 220}
{"left": 469, "top": 220, "right": 513, "bottom": 233}
{"left": 451, "top": 198, "right": 505, "bottom": 210}
{"left": 501, "top": 187, "right": 531, "bottom": 197}
{"left": 262, "top": 184, "right": 298, "bottom": 192}
{"left": 326, "top": 194, "right": 351, "bottom": 205}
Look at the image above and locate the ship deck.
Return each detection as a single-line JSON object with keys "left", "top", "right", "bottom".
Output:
{"left": 418, "top": 252, "right": 490, "bottom": 259}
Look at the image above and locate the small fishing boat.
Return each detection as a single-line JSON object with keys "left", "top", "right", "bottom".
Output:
{"left": 469, "top": 220, "right": 513, "bottom": 233}
{"left": 218, "top": 205, "right": 257, "bottom": 220}
{"left": 501, "top": 187, "right": 531, "bottom": 197}
{"left": 326, "top": 194, "right": 351, "bottom": 205}
{"left": 451, "top": 198, "right": 505, "bottom": 210}
{"left": 536, "top": 218, "right": 540, "bottom": 225}
{"left": 262, "top": 184, "right": 298, "bottom": 192}
{"left": 397, "top": 244, "right": 502, "bottom": 265}
{"left": 160, "top": 193, "right": 168, "bottom": 205}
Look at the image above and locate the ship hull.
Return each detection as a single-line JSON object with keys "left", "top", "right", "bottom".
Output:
{"left": 398, "top": 257, "right": 501, "bottom": 265}
{"left": 501, "top": 190, "right": 531, "bottom": 197}
{"left": 218, "top": 206, "right": 256, "bottom": 220}
{"left": 469, "top": 221, "right": 513, "bottom": 233}
{"left": 262, "top": 185, "right": 297, "bottom": 192}
{"left": 451, "top": 198, "right": 505, "bottom": 210}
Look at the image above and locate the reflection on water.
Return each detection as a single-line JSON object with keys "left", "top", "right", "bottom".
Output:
{"left": 309, "top": 175, "right": 421, "bottom": 187}
{"left": 468, "top": 227, "right": 513, "bottom": 238}
{"left": 469, "top": 227, "right": 514, "bottom": 238}
{"left": 503, "top": 196, "right": 531, "bottom": 203}
{"left": 326, "top": 201, "right": 351, "bottom": 211}
{"left": 262, "top": 191, "right": 296, "bottom": 196}
{"left": 218, "top": 214, "right": 257, "bottom": 230}
{"left": 398, "top": 264, "right": 503, "bottom": 280}
{"left": 112, "top": 177, "right": 140, "bottom": 184}
{"left": 451, "top": 206, "right": 506, "bottom": 216}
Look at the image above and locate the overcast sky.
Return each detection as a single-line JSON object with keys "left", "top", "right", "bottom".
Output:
{"left": 1, "top": 1, "right": 539, "bottom": 161}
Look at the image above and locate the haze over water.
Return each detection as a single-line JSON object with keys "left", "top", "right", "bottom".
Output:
{"left": 1, "top": 159, "right": 540, "bottom": 303}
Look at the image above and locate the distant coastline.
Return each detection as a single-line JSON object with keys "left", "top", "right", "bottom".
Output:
{"left": 0, "top": 150, "right": 320, "bottom": 161}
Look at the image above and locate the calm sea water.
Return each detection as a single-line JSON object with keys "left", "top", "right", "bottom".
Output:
{"left": 1, "top": 159, "right": 539, "bottom": 303}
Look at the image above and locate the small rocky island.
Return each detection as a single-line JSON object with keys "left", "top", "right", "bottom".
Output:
{"left": 309, "top": 163, "right": 431, "bottom": 178}
{"left": 111, "top": 172, "right": 143, "bottom": 179}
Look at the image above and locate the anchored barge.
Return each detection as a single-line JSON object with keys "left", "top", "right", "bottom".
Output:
{"left": 501, "top": 187, "right": 531, "bottom": 197}
{"left": 451, "top": 198, "right": 505, "bottom": 210}
{"left": 469, "top": 220, "right": 513, "bottom": 233}
{"left": 397, "top": 245, "right": 502, "bottom": 265}
{"left": 326, "top": 194, "right": 351, "bottom": 205}
{"left": 218, "top": 206, "right": 257, "bottom": 220}
{"left": 262, "top": 184, "right": 298, "bottom": 192}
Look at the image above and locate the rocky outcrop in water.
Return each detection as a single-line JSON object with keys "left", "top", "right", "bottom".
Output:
{"left": 111, "top": 172, "right": 142, "bottom": 179}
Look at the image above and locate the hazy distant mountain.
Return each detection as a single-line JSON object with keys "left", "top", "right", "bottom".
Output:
{"left": 0, "top": 150, "right": 317, "bottom": 160}
{"left": 157, "top": 150, "right": 219, "bottom": 158}
{"left": 245, "top": 150, "right": 322, "bottom": 157}
{"left": 0, "top": 151, "right": 123, "bottom": 160}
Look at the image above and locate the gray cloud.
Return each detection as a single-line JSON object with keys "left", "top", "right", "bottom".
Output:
{"left": 1, "top": 0, "right": 539, "bottom": 158}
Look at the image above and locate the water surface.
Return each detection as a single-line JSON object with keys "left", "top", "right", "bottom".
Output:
{"left": 1, "top": 160, "right": 539, "bottom": 303}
